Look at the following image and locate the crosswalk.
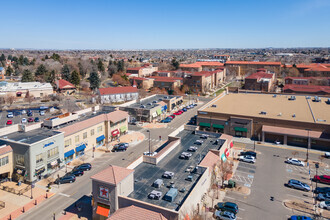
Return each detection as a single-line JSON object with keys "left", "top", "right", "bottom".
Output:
{"left": 286, "top": 164, "right": 329, "bottom": 176}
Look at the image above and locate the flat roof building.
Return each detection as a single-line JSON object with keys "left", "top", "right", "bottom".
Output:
{"left": 0, "top": 82, "right": 53, "bottom": 98}
{"left": 197, "top": 93, "right": 330, "bottom": 149}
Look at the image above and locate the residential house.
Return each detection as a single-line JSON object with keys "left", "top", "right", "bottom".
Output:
{"left": 126, "top": 64, "right": 158, "bottom": 78}
{"left": 55, "top": 79, "right": 76, "bottom": 95}
{"left": 98, "top": 86, "right": 138, "bottom": 104}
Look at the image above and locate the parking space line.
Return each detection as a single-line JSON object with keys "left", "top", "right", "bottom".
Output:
{"left": 287, "top": 194, "right": 313, "bottom": 203}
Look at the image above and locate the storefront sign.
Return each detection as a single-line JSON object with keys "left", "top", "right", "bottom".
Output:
{"left": 111, "top": 129, "right": 119, "bottom": 137}
{"left": 99, "top": 186, "right": 109, "bottom": 199}
{"left": 43, "top": 142, "right": 54, "bottom": 148}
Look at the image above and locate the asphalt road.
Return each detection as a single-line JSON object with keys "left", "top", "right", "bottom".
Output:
{"left": 225, "top": 143, "right": 330, "bottom": 220}
{"left": 18, "top": 100, "right": 207, "bottom": 220}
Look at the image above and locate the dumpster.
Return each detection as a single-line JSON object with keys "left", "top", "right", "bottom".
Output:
{"left": 228, "top": 180, "right": 236, "bottom": 188}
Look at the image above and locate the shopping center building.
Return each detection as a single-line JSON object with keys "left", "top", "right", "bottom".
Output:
{"left": 197, "top": 93, "right": 330, "bottom": 150}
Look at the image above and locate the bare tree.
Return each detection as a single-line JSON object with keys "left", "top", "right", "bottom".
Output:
{"left": 138, "top": 89, "right": 147, "bottom": 99}
{"left": 218, "top": 160, "right": 233, "bottom": 188}
{"left": 6, "top": 96, "right": 15, "bottom": 106}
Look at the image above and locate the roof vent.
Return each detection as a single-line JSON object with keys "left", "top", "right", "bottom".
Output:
{"left": 306, "top": 96, "right": 311, "bottom": 99}
{"left": 273, "top": 95, "right": 277, "bottom": 98}
{"left": 278, "top": 113, "right": 282, "bottom": 116}
{"left": 288, "top": 96, "right": 296, "bottom": 101}
{"left": 317, "top": 119, "right": 326, "bottom": 122}
{"left": 313, "top": 96, "right": 321, "bottom": 102}
{"left": 292, "top": 113, "right": 296, "bottom": 118}
{"left": 211, "top": 104, "right": 217, "bottom": 108}
{"left": 260, "top": 111, "right": 267, "bottom": 115}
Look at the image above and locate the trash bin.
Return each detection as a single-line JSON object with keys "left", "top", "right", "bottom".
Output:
{"left": 228, "top": 180, "right": 236, "bottom": 188}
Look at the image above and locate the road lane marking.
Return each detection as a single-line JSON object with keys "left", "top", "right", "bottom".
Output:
{"left": 59, "top": 193, "right": 70, "bottom": 197}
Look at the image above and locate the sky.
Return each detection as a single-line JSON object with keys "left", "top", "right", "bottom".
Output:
{"left": 1, "top": 0, "right": 329, "bottom": 50}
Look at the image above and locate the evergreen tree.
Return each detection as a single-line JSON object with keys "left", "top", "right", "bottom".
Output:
{"left": 0, "top": 54, "right": 5, "bottom": 61}
{"left": 7, "top": 55, "right": 13, "bottom": 61}
{"left": 46, "top": 70, "right": 56, "bottom": 85}
{"left": 30, "top": 58, "right": 36, "bottom": 66}
{"left": 35, "top": 64, "right": 47, "bottom": 76}
{"left": 70, "top": 70, "right": 80, "bottom": 86}
{"left": 117, "top": 60, "right": 124, "bottom": 72}
{"left": 12, "top": 56, "right": 18, "bottom": 63}
{"left": 171, "top": 59, "right": 180, "bottom": 70}
{"left": 5, "top": 66, "right": 13, "bottom": 76}
{"left": 61, "top": 64, "right": 71, "bottom": 81}
{"left": 45, "top": 55, "right": 49, "bottom": 59}
{"left": 97, "top": 59, "right": 105, "bottom": 72}
{"left": 21, "top": 69, "right": 35, "bottom": 82}
{"left": 51, "top": 53, "right": 60, "bottom": 61}
{"left": 18, "top": 55, "right": 24, "bottom": 65}
{"left": 88, "top": 71, "right": 100, "bottom": 91}
{"left": 23, "top": 57, "right": 30, "bottom": 66}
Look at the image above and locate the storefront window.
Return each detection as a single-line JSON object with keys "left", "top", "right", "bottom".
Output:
{"left": 90, "top": 129, "right": 95, "bottom": 136}
{"left": 47, "top": 147, "right": 59, "bottom": 158}
{"left": 36, "top": 153, "right": 43, "bottom": 164}
{"left": 83, "top": 132, "right": 87, "bottom": 139}
{"left": 16, "top": 154, "right": 24, "bottom": 166}
{"left": 75, "top": 135, "right": 80, "bottom": 143}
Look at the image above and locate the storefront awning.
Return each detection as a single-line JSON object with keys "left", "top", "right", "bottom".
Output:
{"left": 120, "top": 126, "right": 127, "bottom": 133}
{"left": 234, "top": 127, "right": 247, "bottom": 132}
{"left": 230, "top": 142, "right": 234, "bottom": 148}
{"left": 96, "top": 135, "right": 105, "bottom": 142}
{"left": 213, "top": 124, "right": 224, "bottom": 129}
{"left": 156, "top": 109, "right": 162, "bottom": 115}
{"left": 221, "top": 153, "right": 227, "bottom": 162}
{"left": 111, "top": 129, "right": 119, "bottom": 137}
{"left": 75, "top": 144, "right": 86, "bottom": 152}
{"left": 35, "top": 167, "right": 45, "bottom": 175}
{"left": 164, "top": 105, "right": 167, "bottom": 110}
{"left": 199, "top": 122, "right": 211, "bottom": 127}
{"left": 64, "top": 149, "right": 75, "bottom": 158}
{"left": 96, "top": 206, "right": 110, "bottom": 217}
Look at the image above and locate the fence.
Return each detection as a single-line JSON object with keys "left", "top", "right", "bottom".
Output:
{"left": 0, "top": 185, "right": 31, "bottom": 196}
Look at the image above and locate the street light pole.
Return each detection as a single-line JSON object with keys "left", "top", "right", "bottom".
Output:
{"left": 147, "top": 130, "right": 151, "bottom": 154}
{"left": 306, "top": 129, "right": 311, "bottom": 162}
{"left": 315, "top": 162, "right": 319, "bottom": 217}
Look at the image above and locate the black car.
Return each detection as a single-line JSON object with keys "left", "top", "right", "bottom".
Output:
{"left": 34, "top": 117, "right": 40, "bottom": 122}
{"left": 27, "top": 111, "right": 33, "bottom": 116}
{"left": 314, "top": 187, "right": 330, "bottom": 194}
{"left": 73, "top": 163, "right": 92, "bottom": 172}
{"left": 214, "top": 202, "right": 239, "bottom": 214}
{"left": 66, "top": 169, "right": 84, "bottom": 177}
{"left": 112, "top": 143, "right": 128, "bottom": 152}
{"left": 239, "top": 151, "right": 257, "bottom": 159}
{"left": 54, "top": 175, "right": 76, "bottom": 184}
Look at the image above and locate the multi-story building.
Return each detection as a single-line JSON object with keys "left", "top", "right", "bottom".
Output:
{"left": 130, "top": 77, "right": 154, "bottom": 90}
{"left": 149, "top": 76, "right": 182, "bottom": 90}
{"left": 0, "top": 128, "right": 64, "bottom": 183}
{"left": 0, "top": 81, "right": 53, "bottom": 98}
{"left": 180, "top": 61, "right": 224, "bottom": 72}
{"left": 244, "top": 70, "right": 275, "bottom": 92}
{"left": 283, "top": 84, "right": 330, "bottom": 95}
{"left": 126, "top": 64, "right": 158, "bottom": 78}
{"left": 0, "top": 144, "right": 13, "bottom": 181}
{"left": 286, "top": 63, "right": 330, "bottom": 77}
{"left": 225, "top": 61, "right": 282, "bottom": 77}
{"left": 285, "top": 77, "right": 330, "bottom": 86}
{"left": 98, "top": 86, "right": 138, "bottom": 104}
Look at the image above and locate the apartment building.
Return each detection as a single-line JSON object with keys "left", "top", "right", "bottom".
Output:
{"left": 285, "top": 77, "right": 330, "bottom": 86}
{"left": 287, "top": 63, "right": 330, "bottom": 77}
{"left": 130, "top": 77, "right": 154, "bottom": 90}
{"left": 126, "top": 64, "right": 158, "bottom": 78}
{"left": 244, "top": 70, "right": 275, "bottom": 92}
{"left": 180, "top": 61, "right": 224, "bottom": 72}
{"left": 0, "top": 145, "right": 13, "bottom": 181}
{"left": 225, "top": 61, "right": 282, "bottom": 77}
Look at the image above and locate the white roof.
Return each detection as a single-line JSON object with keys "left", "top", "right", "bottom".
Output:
{"left": 0, "top": 82, "right": 53, "bottom": 92}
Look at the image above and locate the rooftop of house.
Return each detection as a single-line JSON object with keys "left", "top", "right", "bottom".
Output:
{"left": 226, "top": 61, "right": 281, "bottom": 66}
{"left": 99, "top": 86, "right": 138, "bottom": 95}
{"left": 0, "top": 128, "right": 62, "bottom": 145}
{"left": 56, "top": 79, "right": 76, "bottom": 89}
{"left": 245, "top": 72, "right": 273, "bottom": 80}
{"left": 199, "top": 93, "right": 330, "bottom": 125}
{"left": 0, "top": 145, "right": 13, "bottom": 156}
{"left": 283, "top": 84, "right": 330, "bottom": 94}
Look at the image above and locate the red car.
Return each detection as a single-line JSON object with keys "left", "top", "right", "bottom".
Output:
{"left": 6, "top": 120, "right": 12, "bottom": 125}
{"left": 178, "top": 110, "right": 184, "bottom": 113}
{"left": 168, "top": 115, "right": 175, "bottom": 119}
{"left": 28, "top": 117, "right": 34, "bottom": 123}
{"left": 173, "top": 111, "right": 182, "bottom": 115}
{"left": 313, "top": 175, "right": 330, "bottom": 185}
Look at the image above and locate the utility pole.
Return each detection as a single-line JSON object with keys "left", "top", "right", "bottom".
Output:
{"left": 306, "top": 129, "right": 311, "bottom": 162}
{"left": 147, "top": 130, "right": 151, "bottom": 154}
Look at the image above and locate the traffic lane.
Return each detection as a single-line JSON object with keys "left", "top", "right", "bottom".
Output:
{"left": 0, "top": 111, "right": 52, "bottom": 128}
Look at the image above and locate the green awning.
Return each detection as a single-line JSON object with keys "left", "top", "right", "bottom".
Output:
{"left": 120, "top": 126, "right": 127, "bottom": 133}
{"left": 213, "top": 124, "right": 224, "bottom": 129}
{"left": 199, "top": 122, "right": 211, "bottom": 127}
{"left": 234, "top": 127, "right": 247, "bottom": 132}
{"left": 156, "top": 109, "right": 162, "bottom": 115}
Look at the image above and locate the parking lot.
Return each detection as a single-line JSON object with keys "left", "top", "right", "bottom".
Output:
{"left": 0, "top": 107, "right": 55, "bottom": 128}
{"left": 224, "top": 144, "right": 330, "bottom": 220}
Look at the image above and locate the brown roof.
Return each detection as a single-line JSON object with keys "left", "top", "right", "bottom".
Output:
{"left": 199, "top": 151, "right": 219, "bottom": 170}
{"left": 108, "top": 205, "right": 167, "bottom": 220}
{"left": 262, "top": 125, "right": 324, "bottom": 139}
{"left": 0, "top": 145, "right": 12, "bottom": 156}
{"left": 91, "top": 165, "right": 134, "bottom": 185}
{"left": 105, "top": 110, "right": 128, "bottom": 123}
{"left": 226, "top": 61, "right": 281, "bottom": 66}
{"left": 99, "top": 86, "right": 138, "bottom": 95}
{"left": 57, "top": 79, "right": 76, "bottom": 89}
{"left": 220, "top": 133, "right": 233, "bottom": 143}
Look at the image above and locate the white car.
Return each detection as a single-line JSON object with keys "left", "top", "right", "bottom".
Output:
{"left": 40, "top": 111, "right": 45, "bottom": 116}
{"left": 7, "top": 112, "right": 14, "bottom": 118}
{"left": 286, "top": 158, "right": 305, "bottom": 166}
{"left": 319, "top": 201, "right": 330, "bottom": 210}
{"left": 239, "top": 155, "right": 256, "bottom": 163}
{"left": 21, "top": 118, "right": 27, "bottom": 123}
{"left": 325, "top": 152, "right": 330, "bottom": 158}
{"left": 21, "top": 110, "right": 26, "bottom": 114}
{"left": 214, "top": 210, "right": 237, "bottom": 220}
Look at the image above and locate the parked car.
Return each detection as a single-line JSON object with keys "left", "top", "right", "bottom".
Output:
{"left": 317, "top": 192, "right": 330, "bottom": 201}
{"left": 28, "top": 117, "right": 34, "bottom": 123}
{"left": 319, "top": 201, "right": 330, "bottom": 210}
{"left": 112, "top": 143, "right": 128, "bottom": 152}
{"left": 27, "top": 110, "right": 33, "bottom": 116}
{"left": 7, "top": 112, "right": 14, "bottom": 118}
{"left": 312, "top": 175, "right": 330, "bottom": 185}
{"left": 286, "top": 158, "right": 305, "bottom": 166}
{"left": 162, "top": 171, "right": 174, "bottom": 179}
{"left": 161, "top": 118, "right": 172, "bottom": 123}
{"left": 194, "top": 140, "right": 203, "bottom": 145}
{"left": 325, "top": 152, "right": 330, "bottom": 158}
{"left": 289, "top": 216, "right": 312, "bottom": 220}
{"left": 54, "top": 175, "right": 76, "bottom": 184}
{"left": 21, "top": 118, "right": 27, "bottom": 123}
{"left": 40, "top": 111, "right": 45, "bottom": 116}
{"left": 200, "top": 134, "right": 209, "bottom": 139}
{"left": 179, "top": 152, "right": 192, "bottom": 160}
{"left": 214, "top": 211, "right": 237, "bottom": 220}
{"left": 214, "top": 202, "right": 239, "bottom": 214}
{"left": 73, "top": 163, "right": 92, "bottom": 172}
{"left": 170, "top": 114, "right": 176, "bottom": 119}
{"left": 65, "top": 169, "right": 84, "bottom": 177}
{"left": 21, "top": 110, "right": 26, "bottom": 114}
{"left": 6, "top": 120, "right": 12, "bottom": 125}
{"left": 185, "top": 166, "right": 194, "bottom": 173}
{"left": 173, "top": 111, "right": 182, "bottom": 115}
{"left": 185, "top": 175, "right": 193, "bottom": 182}
{"left": 188, "top": 146, "right": 198, "bottom": 152}
{"left": 34, "top": 117, "right": 40, "bottom": 122}
{"left": 287, "top": 179, "right": 310, "bottom": 191}
{"left": 182, "top": 108, "right": 187, "bottom": 112}
{"left": 314, "top": 187, "right": 330, "bottom": 194}
{"left": 239, "top": 155, "right": 256, "bottom": 163}
{"left": 239, "top": 151, "right": 257, "bottom": 159}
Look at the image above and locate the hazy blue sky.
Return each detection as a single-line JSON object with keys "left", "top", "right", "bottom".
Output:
{"left": 1, "top": 0, "right": 329, "bottom": 49}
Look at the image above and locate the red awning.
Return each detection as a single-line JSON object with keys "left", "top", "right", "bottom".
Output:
{"left": 225, "top": 150, "right": 230, "bottom": 157}
{"left": 96, "top": 206, "right": 110, "bottom": 217}
{"left": 111, "top": 129, "right": 119, "bottom": 137}
{"left": 230, "top": 142, "right": 234, "bottom": 148}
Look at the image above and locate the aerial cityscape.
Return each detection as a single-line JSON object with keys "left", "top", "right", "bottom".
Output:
{"left": 0, "top": 1, "right": 329, "bottom": 220}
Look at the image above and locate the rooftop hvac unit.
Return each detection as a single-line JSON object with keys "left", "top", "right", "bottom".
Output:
{"left": 288, "top": 96, "right": 296, "bottom": 101}
{"left": 260, "top": 111, "right": 267, "bottom": 115}
{"left": 292, "top": 114, "right": 296, "bottom": 118}
{"left": 278, "top": 113, "right": 282, "bottom": 116}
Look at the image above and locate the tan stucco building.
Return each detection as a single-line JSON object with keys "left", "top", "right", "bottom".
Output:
{"left": 0, "top": 145, "right": 13, "bottom": 180}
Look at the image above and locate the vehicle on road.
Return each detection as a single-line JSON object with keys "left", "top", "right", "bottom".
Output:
{"left": 214, "top": 202, "right": 239, "bottom": 214}
{"left": 54, "top": 175, "right": 76, "bottom": 184}
{"left": 27, "top": 111, "right": 33, "bottom": 116}
{"left": 289, "top": 216, "right": 312, "bottom": 220}
{"left": 239, "top": 151, "right": 257, "bottom": 159}
{"left": 112, "top": 143, "right": 129, "bottom": 152}
{"left": 312, "top": 175, "right": 330, "bottom": 184}
{"left": 239, "top": 155, "right": 256, "bottom": 163}
{"left": 73, "top": 163, "right": 92, "bottom": 172}
{"left": 28, "top": 117, "right": 34, "bottom": 123}
{"left": 316, "top": 192, "right": 330, "bottom": 201}
{"left": 187, "top": 146, "right": 198, "bottom": 152}
{"left": 7, "top": 112, "right": 14, "bottom": 118}
{"left": 314, "top": 187, "right": 330, "bottom": 194}
{"left": 319, "top": 201, "right": 330, "bottom": 210}
{"left": 286, "top": 158, "right": 305, "bottom": 166}
{"left": 179, "top": 152, "right": 192, "bottom": 160}
{"left": 194, "top": 140, "right": 203, "bottom": 145}
{"left": 34, "top": 117, "right": 40, "bottom": 122}
{"left": 6, "top": 120, "right": 12, "bottom": 125}
{"left": 161, "top": 118, "right": 172, "bottom": 123}
{"left": 162, "top": 171, "right": 174, "bottom": 179}
{"left": 325, "top": 152, "right": 330, "bottom": 158}
{"left": 287, "top": 179, "right": 310, "bottom": 191}
{"left": 214, "top": 211, "right": 237, "bottom": 220}
{"left": 65, "top": 169, "right": 84, "bottom": 177}
{"left": 21, "top": 118, "right": 27, "bottom": 123}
